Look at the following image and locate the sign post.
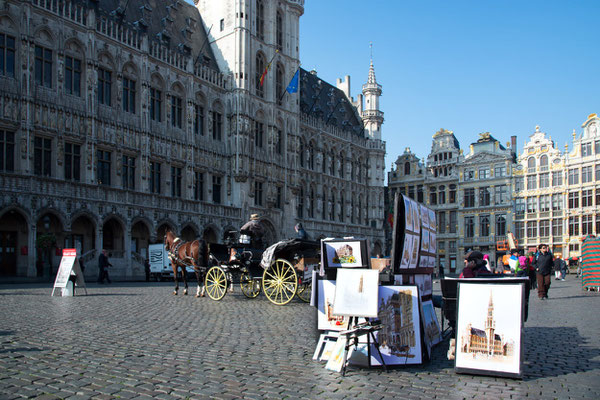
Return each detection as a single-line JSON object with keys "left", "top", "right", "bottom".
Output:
{"left": 51, "top": 249, "right": 87, "bottom": 296}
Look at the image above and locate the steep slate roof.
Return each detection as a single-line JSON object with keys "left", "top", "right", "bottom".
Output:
{"left": 94, "top": 0, "right": 219, "bottom": 71}
{"left": 299, "top": 68, "right": 364, "bottom": 137}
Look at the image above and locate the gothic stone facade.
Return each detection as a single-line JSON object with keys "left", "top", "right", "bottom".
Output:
{"left": 0, "top": 0, "right": 386, "bottom": 280}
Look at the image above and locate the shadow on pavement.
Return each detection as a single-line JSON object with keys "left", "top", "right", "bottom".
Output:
{"left": 522, "top": 326, "right": 600, "bottom": 381}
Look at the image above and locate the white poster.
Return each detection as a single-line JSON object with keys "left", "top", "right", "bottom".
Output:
{"left": 333, "top": 269, "right": 380, "bottom": 318}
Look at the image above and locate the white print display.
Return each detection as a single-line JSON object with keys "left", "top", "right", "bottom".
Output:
{"left": 333, "top": 269, "right": 380, "bottom": 318}
{"left": 420, "top": 204, "right": 430, "bottom": 229}
{"left": 455, "top": 283, "right": 523, "bottom": 377}
{"left": 400, "top": 235, "right": 412, "bottom": 269}
{"left": 324, "top": 240, "right": 364, "bottom": 268}
{"left": 409, "top": 234, "right": 420, "bottom": 269}
{"left": 421, "top": 300, "right": 442, "bottom": 358}
{"left": 317, "top": 280, "right": 349, "bottom": 331}
{"left": 421, "top": 230, "right": 430, "bottom": 252}
{"left": 403, "top": 196, "right": 414, "bottom": 232}
{"left": 429, "top": 232, "right": 437, "bottom": 253}
{"left": 415, "top": 274, "right": 433, "bottom": 297}
{"left": 429, "top": 209, "right": 436, "bottom": 229}
{"left": 412, "top": 201, "right": 421, "bottom": 231}
{"left": 371, "top": 286, "right": 422, "bottom": 365}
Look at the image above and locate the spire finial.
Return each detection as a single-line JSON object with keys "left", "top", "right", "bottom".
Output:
{"left": 370, "top": 41, "right": 373, "bottom": 60}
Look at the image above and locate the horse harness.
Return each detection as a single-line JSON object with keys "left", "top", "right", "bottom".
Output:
{"left": 168, "top": 237, "right": 195, "bottom": 267}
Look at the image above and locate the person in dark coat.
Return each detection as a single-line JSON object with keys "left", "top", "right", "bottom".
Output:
{"left": 97, "top": 249, "right": 112, "bottom": 284}
{"left": 240, "top": 214, "right": 265, "bottom": 248}
{"left": 459, "top": 251, "right": 488, "bottom": 278}
{"left": 535, "top": 244, "right": 553, "bottom": 299}
{"left": 294, "top": 223, "right": 308, "bottom": 240}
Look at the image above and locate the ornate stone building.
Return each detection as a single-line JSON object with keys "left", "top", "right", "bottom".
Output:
{"left": 457, "top": 133, "right": 517, "bottom": 268}
{"left": 513, "top": 126, "right": 566, "bottom": 255}
{"left": 563, "top": 114, "right": 600, "bottom": 259}
{"left": 387, "top": 129, "right": 462, "bottom": 274}
{"left": 0, "top": 0, "right": 385, "bottom": 280}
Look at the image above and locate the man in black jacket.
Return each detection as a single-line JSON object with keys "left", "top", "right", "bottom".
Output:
{"left": 535, "top": 244, "right": 553, "bottom": 299}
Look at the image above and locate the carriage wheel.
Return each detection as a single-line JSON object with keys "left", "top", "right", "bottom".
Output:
{"left": 296, "top": 280, "right": 312, "bottom": 303}
{"left": 205, "top": 266, "right": 228, "bottom": 301}
{"left": 240, "top": 272, "right": 260, "bottom": 299}
{"left": 262, "top": 259, "right": 298, "bottom": 306}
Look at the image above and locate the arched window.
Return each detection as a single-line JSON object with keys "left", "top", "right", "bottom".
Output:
{"left": 330, "top": 191, "right": 335, "bottom": 221}
{"left": 308, "top": 142, "right": 315, "bottom": 170}
{"left": 339, "top": 153, "right": 344, "bottom": 178}
{"left": 404, "top": 161, "right": 410, "bottom": 175}
{"left": 322, "top": 191, "right": 327, "bottom": 220}
{"left": 527, "top": 157, "right": 536, "bottom": 172}
{"left": 256, "top": 0, "right": 265, "bottom": 40}
{"left": 309, "top": 187, "right": 315, "bottom": 218}
{"left": 276, "top": 63, "right": 284, "bottom": 105}
{"left": 150, "top": 73, "right": 165, "bottom": 123}
{"left": 297, "top": 186, "right": 304, "bottom": 218}
{"left": 276, "top": 10, "right": 283, "bottom": 50}
{"left": 330, "top": 150, "right": 335, "bottom": 175}
{"left": 339, "top": 193, "right": 344, "bottom": 222}
{"left": 255, "top": 52, "right": 265, "bottom": 98}
{"left": 254, "top": 111, "right": 265, "bottom": 148}
{"left": 299, "top": 140, "right": 305, "bottom": 167}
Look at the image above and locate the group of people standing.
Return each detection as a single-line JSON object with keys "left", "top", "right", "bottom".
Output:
{"left": 459, "top": 244, "right": 569, "bottom": 300}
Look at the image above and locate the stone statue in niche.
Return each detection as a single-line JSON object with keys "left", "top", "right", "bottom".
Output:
{"left": 57, "top": 141, "right": 63, "bottom": 166}
{"left": 21, "top": 137, "right": 27, "bottom": 159}
{"left": 49, "top": 108, "right": 56, "bottom": 129}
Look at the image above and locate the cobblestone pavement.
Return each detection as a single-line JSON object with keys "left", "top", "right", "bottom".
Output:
{"left": 1, "top": 276, "right": 599, "bottom": 399}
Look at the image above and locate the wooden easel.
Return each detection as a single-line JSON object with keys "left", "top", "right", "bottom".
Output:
{"left": 340, "top": 317, "right": 388, "bottom": 376}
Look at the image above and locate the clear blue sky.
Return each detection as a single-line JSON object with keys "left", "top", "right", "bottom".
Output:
{"left": 299, "top": 0, "right": 600, "bottom": 169}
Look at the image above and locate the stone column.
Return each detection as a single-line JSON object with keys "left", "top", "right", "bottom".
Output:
{"left": 27, "top": 224, "right": 37, "bottom": 278}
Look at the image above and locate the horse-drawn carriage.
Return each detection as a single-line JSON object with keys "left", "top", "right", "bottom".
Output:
{"left": 204, "top": 231, "right": 320, "bottom": 305}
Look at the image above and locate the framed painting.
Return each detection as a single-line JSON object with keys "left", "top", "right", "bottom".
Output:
{"left": 455, "top": 281, "right": 524, "bottom": 379}
{"left": 321, "top": 239, "right": 369, "bottom": 268}
{"left": 370, "top": 285, "right": 422, "bottom": 366}
{"left": 317, "top": 280, "right": 349, "bottom": 331}
{"left": 403, "top": 195, "right": 414, "bottom": 232}
{"left": 333, "top": 269, "right": 380, "bottom": 318}
{"left": 420, "top": 204, "right": 430, "bottom": 229}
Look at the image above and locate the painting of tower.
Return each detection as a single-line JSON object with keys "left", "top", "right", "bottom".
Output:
{"left": 455, "top": 282, "right": 524, "bottom": 377}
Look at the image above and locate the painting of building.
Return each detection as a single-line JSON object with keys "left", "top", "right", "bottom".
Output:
{"left": 372, "top": 285, "right": 421, "bottom": 365}
{"left": 455, "top": 282, "right": 523, "bottom": 377}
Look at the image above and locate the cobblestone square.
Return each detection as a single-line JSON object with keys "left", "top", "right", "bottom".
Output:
{"left": 1, "top": 277, "right": 599, "bottom": 399}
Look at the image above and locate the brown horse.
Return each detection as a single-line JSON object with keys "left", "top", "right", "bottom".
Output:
{"left": 164, "top": 230, "right": 209, "bottom": 297}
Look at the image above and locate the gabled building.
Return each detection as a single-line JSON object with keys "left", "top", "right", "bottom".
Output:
{"left": 457, "top": 133, "right": 517, "bottom": 268}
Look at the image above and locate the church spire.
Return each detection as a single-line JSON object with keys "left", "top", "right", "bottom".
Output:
{"left": 368, "top": 59, "right": 377, "bottom": 85}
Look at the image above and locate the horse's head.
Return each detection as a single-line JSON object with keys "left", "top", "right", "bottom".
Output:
{"left": 164, "top": 230, "right": 174, "bottom": 250}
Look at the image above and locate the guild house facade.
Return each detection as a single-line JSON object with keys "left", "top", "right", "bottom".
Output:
{"left": 0, "top": 0, "right": 386, "bottom": 280}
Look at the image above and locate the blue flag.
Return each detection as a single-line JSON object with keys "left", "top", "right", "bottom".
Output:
{"left": 286, "top": 69, "right": 299, "bottom": 94}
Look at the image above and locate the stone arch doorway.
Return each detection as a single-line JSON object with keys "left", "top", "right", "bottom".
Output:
{"left": 202, "top": 227, "right": 218, "bottom": 244}
{"left": 0, "top": 209, "right": 28, "bottom": 277}
{"left": 69, "top": 215, "right": 96, "bottom": 256}
{"left": 102, "top": 218, "right": 124, "bottom": 257}
{"left": 181, "top": 225, "right": 198, "bottom": 242}
{"left": 36, "top": 212, "right": 65, "bottom": 279}
{"left": 131, "top": 221, "right": 151, "bottom": 258}
{"left": 156, "top": 223, "right": 175, "bottom": 244}
{"left": 372, "top": 241, "right": 383, "bottom": 257}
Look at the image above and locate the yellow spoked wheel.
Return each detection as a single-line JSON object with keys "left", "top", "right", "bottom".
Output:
{"left": 262, "top": 259, "right": 298, "bottom": 306}
{"left": 240, "top": 272, "right": 260, "bottom": 299}
{"left": 205, "top": 266, "right": 228, "bottom": 301}
{"left": 296, "top": 280, "right": 312, "bottom": 303}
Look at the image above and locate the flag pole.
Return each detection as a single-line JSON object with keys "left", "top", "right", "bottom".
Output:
{"left": 279, "top": 66, "right": 300, "bottom": 102}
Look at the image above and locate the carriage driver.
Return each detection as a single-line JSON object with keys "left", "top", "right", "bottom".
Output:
{"left": 240, "top": 214, "right": 265, "bottom": 249}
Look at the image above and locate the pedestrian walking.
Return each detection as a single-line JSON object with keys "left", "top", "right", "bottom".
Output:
{"left": 97, "top": 249, "right": 112, "bottom": 284}
{"left": 144, "top": 258, "right": 150, "bottom": 282}
{"left": 535, "top": 244, "right": 553, "bottom": 299}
